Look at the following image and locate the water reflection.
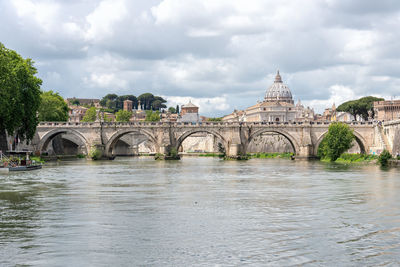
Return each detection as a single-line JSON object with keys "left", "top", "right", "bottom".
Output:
{"left": 0, "top": 157, "right": 399, "bottom": 266}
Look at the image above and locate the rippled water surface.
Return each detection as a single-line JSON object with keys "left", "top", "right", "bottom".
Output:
{"left": 1, "top": 157, "right": 400, "bottom": 266}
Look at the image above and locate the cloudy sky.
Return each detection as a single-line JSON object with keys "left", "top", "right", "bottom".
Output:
{"left": 1, "top": 0, "right": 400, "bottom": 116}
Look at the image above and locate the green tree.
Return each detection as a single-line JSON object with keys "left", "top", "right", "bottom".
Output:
{"left": 100, "top": 93, "right": 118, "bottom": 108}
{"left": 82, "top": 107, "right": 97, "bottom": 122}
{"left": 103, "top": 114, "right": 112, "bottom": 122}
{"left": 152, "top": 96, "right": 167, "bottom": 110}
{"left": 38, "top": 91, "right": 69, "bottom": 122}
{"left": 151, "top": 99, "right": 163, "bottom": 110}
{"left": 145, "top": 110, "right": 160, "bottom": 121}
{"left": 0, "top": 42, "right": 42, "bottom": 142}
{"left": 71, "top": 98, "right": 80, "bottom": 105}
{"left": 115, "top": 110, "right": 132, "bottom": 122}
{"left": 105, "top": 99, "right": 117, "bottom": 111}
{"left": 176, "top": 105, "right": 180, "bottom": 114}
{"left": 208, "top": 117, "right": 222, "bottom": 121}
{"left": 168, "top": 107, "right": 176, "bottom": 113}
{"left": 318, "top": 122, "right": 355, "bottom": 161}
{"left": 337, "top": 96, "right": 384, "bottom": 120}
{"left": 115, "top": 95, "right": 138, "bottom": 111}
{"left": 138, "top": 93, "right": 155, "bottom": 110}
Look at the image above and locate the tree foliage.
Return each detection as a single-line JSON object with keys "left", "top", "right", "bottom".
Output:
{"left": 337, "top": 96, "right": 384, "bottom": 120}
{"left": 71, "top": 98, "right": 80, "bottom": 105}
{"left": 208, "top": 117, "right": 222, "bottom": 121}
{"left": 378, "top": 150, "right": 392, "bottom": 167}
{"left": 145, "top": 110, "right": 160, "bottom": 121}
{"left": 317, "top": 122, "right": 355, "bottom": 161}
{"left": 138, "top": 93, "right": 154, "bottom": 110}
{"left": 0, "top": 42, "right": 42, "bottom": 141}
{"left": 89, "top": 146, "right": 102, "bottom": 160}
{"left": 99, "top": 93, "right": 166, "bottom": 112}
{"left": 82, "top": 107, "right": 97, "bottom": 122}
{"left": 115, "top": 110, "right": 132, "bottom": 122}
{"left": 168, "top": 107, "right": 176, "bottom": 113}
{"left": 111, "top": 95, "right": 138, "bottom": 111}
{"left": 100, "top": 94, "right": 118, "bottom": 107}
{"left": 138, "top": 93, "right": 167, "bottom": 111}
{"left": 38, "top": 91, "right": 69, "bottom": 122}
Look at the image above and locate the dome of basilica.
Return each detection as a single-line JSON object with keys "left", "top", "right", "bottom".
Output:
{"left": 264, "top": 71, "right": 294, "bottom": 104}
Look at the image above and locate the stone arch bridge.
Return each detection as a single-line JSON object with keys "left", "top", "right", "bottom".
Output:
{"left": 31, "top": 120, "right": 393, "bottom": 159}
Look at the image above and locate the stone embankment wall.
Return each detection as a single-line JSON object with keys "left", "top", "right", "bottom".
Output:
{"left": 247, "top": 133, "right": 294, "bottom": 153}
{"left": 180, "top": 133, "right": 220, "bottom": 153}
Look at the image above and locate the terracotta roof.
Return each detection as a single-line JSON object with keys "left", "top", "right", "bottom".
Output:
{"left": 182, "top": 101, "right": 198, "bottom": 108}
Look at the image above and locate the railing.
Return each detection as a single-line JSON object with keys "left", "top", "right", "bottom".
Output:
{"left": 0, "top": 151, "right": 9, "bottom": 163}
{"left": 37, "top": 120, "right": 377, "bottom": 127}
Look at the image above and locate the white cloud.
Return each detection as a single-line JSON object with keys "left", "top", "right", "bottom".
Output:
{"left": 11, "top": 0, "right": 60, "bottom": 31}
{"left": 303, "top": 85, "right": 357, "bottom": 113}
{"left": 85, "top": 0, "right": 128, "bottom": 41}
{"left": 62, "top": 22, "right": 85, "bottom": 39}
{"left": 3, "top": 0, "right": 400, "bottom": 116}
{"left": 84, "top": 73, "right": 128, "bottom": 89}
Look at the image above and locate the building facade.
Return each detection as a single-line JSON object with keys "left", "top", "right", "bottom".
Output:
{"left": 374, "top": 100, "right": 400, "bottom": 121}
{"left": 178, "top": 101, "right": 200, "bottom": 122}
{"left": 223, "top": 71, "right": 314, "bottom": 122}
{"left": 68, "top": 106, "right": 88, "bottom": 122}
{"left": 123, "top": 99, "right": 133, "bottom": 112}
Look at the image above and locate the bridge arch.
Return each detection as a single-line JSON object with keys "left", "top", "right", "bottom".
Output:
{"left": 245, "top": 129, "right": 300, "bottom": 155}
{"left": 105, "top": 129, "right": 159, "bottom": 157}
{"left": 175, "top": 129, "right": 228, "bottom": 153}
{"left": 314, "top": 130, "right": 367, "bottom": 155}
{"left": 38, "top": 129, "right": 90, "bottom": 155}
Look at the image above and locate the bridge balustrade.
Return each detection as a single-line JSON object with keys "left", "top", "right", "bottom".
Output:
{"left": 38, "top": 120, "right": 379, "bottom": 129}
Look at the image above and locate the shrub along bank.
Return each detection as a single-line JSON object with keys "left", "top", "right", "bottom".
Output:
{"left": 322, "top": 153, "right": 378, "bottom": 164}
{"left": 247, "top": 152, "right": 294, "bottom": 159}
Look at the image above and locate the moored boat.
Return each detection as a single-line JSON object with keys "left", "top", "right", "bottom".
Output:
{"left": 1, "top": 151, "right": 42, "bottom": 172}
{"left": 8, "top": 164, "right": 42, "bottom": 171}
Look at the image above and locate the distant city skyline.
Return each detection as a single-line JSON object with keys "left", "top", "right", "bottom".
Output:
{"left": 1, "top": 0, "right": 400, "bottom": 116}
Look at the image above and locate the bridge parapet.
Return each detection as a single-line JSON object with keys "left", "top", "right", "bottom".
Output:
{"left": 38, "top": 120, "right": 377, "bottom": 128}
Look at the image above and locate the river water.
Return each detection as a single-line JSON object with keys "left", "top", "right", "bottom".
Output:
{"left": 1, "top": 157, "right": 399, "bottom": 266}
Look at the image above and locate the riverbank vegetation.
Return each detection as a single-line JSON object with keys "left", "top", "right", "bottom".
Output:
{"left": 320, "top": 153, "right": 377, "bottom": 164}
{"left": 0, "top": 42, "right": 42, "bottom": 145}
{"left": 247, "top": 152, "right": 294, "bottom": 159}
{"left": 31, "top": 156, "right": 45, "bottom": 163}
{"left": 89, "top": 147, "right": 102, "bottom": 160}
{"left": 195, "top": 152, "right": 294, "bottom": 160}
{"left": 198, "top": 153, "right": 224, "bottom": 157}
{"left": 378, "top": 150, "right": 392, "bottom": 167}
